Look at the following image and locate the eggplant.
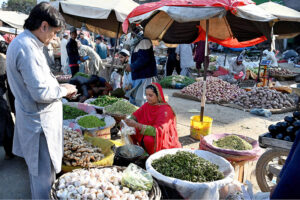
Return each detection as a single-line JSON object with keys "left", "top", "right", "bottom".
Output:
{"left": 283, "top": 136, "right": 292, "bottom": 142}
{"left": 276, "top": 122, "right": 285, "bottom": 132}
{"left": 268, "top": 124, "right": 278, "bottom": 134}
{"left": 286, "top": 126, "right": 295, "bottom": 135}
{"left": 276, "top": 133, "right": 284, "bottom": 140}
{"left": 284, "top": 116, "right": 294, "bottom": 124}
{"left": 264, "top": 132, "right": 273, "bottom": 138}
{"left": 293, "top": 120, "right": 300, "bottom": 129}
{"left": 281, "top": 122, "right": 289, "bottom": 129}
{"left": 293, "top": 111, "right": 300, "bottom": 119}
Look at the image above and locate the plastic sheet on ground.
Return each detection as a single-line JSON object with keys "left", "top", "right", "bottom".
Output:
{"left": 146, "top": 148, "right": 234, "bottom": 200}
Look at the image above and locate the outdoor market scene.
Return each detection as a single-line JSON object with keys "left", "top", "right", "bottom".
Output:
{"left": 1, "top": 0, "right": 300, "bottom": 199}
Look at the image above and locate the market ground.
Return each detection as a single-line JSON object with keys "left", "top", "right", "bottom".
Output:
{"left": 0, "top": 87, "right": 294, "bottom": 199}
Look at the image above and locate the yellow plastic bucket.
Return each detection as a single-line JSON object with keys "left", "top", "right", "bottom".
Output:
{"left": 190, "top": 116, "right": 213, "bottom": 140}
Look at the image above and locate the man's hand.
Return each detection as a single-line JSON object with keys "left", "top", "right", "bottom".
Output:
{"left": 125, "top": 64, "right": 131, "bottom": 72}
{"left": 60, "top": 83, "right": 77, "bottom": 98}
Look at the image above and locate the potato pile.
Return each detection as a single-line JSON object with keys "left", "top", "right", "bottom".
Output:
{"left": 63, "top": 129, "right": 104, "bottom": 168}
{"left": 181, "top": 77, "right": 245, "bottom": 103}
{"left": 269, "top": 68, "right": 295, "bottom": 76}
{"left": 234, "top": 87, "right": 295, "bottom": 109}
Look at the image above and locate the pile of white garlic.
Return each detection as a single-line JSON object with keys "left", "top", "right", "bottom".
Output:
{"left": 56, "top": 167, "right": 149, "bottom": 200}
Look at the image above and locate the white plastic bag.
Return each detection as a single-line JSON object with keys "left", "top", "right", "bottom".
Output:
{"left": 120, "top": 120, "right": 136, "bottom": 157}
{"left": 146, "top": 149, "right": 235, "bottom": 200}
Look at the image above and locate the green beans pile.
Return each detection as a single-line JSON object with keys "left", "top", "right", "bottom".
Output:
{"left": 63, "top": 105, "right": 87, "bottom": 120}
{"left": 213, "top": 135, "right": 252, "bottom": 151}
{"left": 152, "top": 151, "right": 224, "bottom": 183}
{"left": 91, "top": 95, "right": 119, "bottom": 107}
{"left": 105, "top": 100, "right": 138, "bottom": 115}
{"left": 77, "top": 115, "right": 106, "bottom": 128}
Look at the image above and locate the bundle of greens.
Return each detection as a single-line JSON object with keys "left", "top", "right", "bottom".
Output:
{"left": 152, "top": 151, "right": 224, "bottom": 182}
{"left": 105, "top": 100, "right": 138, "bottom": 115}
{"left": 77, "top": 115, "right": 106, "bottom": 128}
{"left": 213, "top": 135, "right": 252, "bottom": 150}
{"left": 73, "top": 72, "right": 90, "bottom": 78}
{"left": 91, "top": 95, "right": 119, "bottom": 107}
{"left": 159, "top": 75, "right": 195, "bottom": 88}
{"left": 63, "top": 105, "right": 87, "bottom": 120}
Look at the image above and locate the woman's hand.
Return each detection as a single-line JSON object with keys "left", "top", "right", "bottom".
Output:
{"left": 124, "top": 119, "right": 137, "bottom": 128}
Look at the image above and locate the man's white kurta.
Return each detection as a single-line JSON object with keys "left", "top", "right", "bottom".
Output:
{"left": 6, "top": 30, "right": 67, "bottom": 176}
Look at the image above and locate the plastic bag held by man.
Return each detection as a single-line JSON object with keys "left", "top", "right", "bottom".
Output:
{"left": 121, "top": 163, "right": 153, "bottom": 191}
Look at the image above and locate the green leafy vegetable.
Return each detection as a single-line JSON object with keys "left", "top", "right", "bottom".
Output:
{"left": 73, "top": 72, "right": 90, "bottom": 78}
{"left": 105, "top": 100, "right": 138, "bottom": 115}
{"left": 77, "top": 115, "right": 106, "bottom": 128}
{"left": 63, "top": 105, "right": 87, "bottom": 120}
{"left": 91, "top": 95, "right": 119, "bottom": 107}
{"left": 213, "top": 135, "right": 252, "bottom": 150}
{"left": 152, "top": 151, "right": 224, "bottom": 182}
{"left": 159, "top": 75, "right": 195, "bottom": 88}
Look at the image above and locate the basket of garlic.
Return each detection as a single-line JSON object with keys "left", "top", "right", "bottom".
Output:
{"left": 62, "top": 129, "right": 115, "bottom": 172}
{"left": 51, "top": 166, "right": 161, "bottom": 200}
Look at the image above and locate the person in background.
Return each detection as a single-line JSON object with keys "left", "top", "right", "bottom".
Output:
{"left": 78, "top": 32, "right": 89, "bottom": 46}
{"left": 110, "top": 68, "right": 122, "bottom": 90}
{"left": 0, "top": 40, "right": 14, "bottom": 160}
{"left": 125, "top": 24, "right": 157, "bottom": 106}
{"left": 166, "top": 47, "right": 181, "bottom": 76}
{"left": 69, "top": 75, "right": 112, "bottom": 102}
{"left": 263, "top": 48, "right": 278, "bottom": 68}
{"left": 103, "top": 38, "right": 110, "bottom": 57}
{"left": 119, "top": 49, "right": 132, "bottom": 93}
{"left": 60, "top": 32, "right": 69, "bottom": 74}
{"left": 176, "top": 44, "right": 195, "bottom": 77}
{"left": 95, "top": 35, "right": 108, "bottom": 59}
{"left": 219, "top": 52, "right": 246, "bottom": 84}
{"left": 194, "top": 40, "right": 207, "bottom": 77}
{"left": 6, "top": 3, "right": 78, "bottom": 198}
{"left": 66, "top": 27, "right": 80, "bottom": 76}
{"left": 124, "top": 83, "right": 182, "bottom": 155}
{"left": 77, "top": 41, "right": 104, "bottom": 76}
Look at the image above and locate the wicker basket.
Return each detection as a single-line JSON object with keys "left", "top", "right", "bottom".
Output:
{"left": 50, "top": 166, "right": 161, "bottom": 200}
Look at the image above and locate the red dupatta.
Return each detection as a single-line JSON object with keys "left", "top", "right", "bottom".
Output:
{"left": 132, "top": 83, "right": 182, "bottom": 154}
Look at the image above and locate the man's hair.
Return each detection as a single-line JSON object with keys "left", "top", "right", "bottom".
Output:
{"left": 24, "top": 2, "right": 65, "bottom": 31}
{"left": 0, "top": 41, "right": 8, "bottom": 54}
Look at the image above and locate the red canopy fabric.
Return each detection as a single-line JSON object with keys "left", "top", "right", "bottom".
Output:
{"left": 194, "top": 26, "right": 267, "bottom": 48}
{"left": 122, "top": 0, "right": 267, "bottom": 48}
{"left": 123, "top": 0, "right": 255, "bottom": 33}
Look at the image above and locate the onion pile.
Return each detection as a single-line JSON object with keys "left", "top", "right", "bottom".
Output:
{"left": 234, "top": 87, "right": 295, "bottom": 109}
{"left": 181, "top": 77, "right": 245, "bottom": 103}
{"left": 269, "top": 68, "right": 295, "bottom": 76}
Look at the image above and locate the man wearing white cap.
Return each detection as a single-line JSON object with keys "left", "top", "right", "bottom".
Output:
{"left": 119, "top": 49, "right": 132, "bottom": 92}
{"left": 60, "top": 32, "right": 69, "bottom": 74}
{"left": 263, "top": 49, "right": 278, "bottom": 68}
{"left": 220, "top": 52, "right": 246, "bottom": 83}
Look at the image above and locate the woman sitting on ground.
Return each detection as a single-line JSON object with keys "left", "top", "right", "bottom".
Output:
{"left": 124, "top": 83, "right": 182, "bottom": 155}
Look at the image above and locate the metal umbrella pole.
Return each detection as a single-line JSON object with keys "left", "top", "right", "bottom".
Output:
{"left": 108, "top": 22, "right": 121, "bottom": 77}
{"left": 200, "top": 19, "right": 209, "bottom": 122}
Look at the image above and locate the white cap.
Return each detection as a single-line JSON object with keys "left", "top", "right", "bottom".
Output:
{"left": 63, "top": 32, "right": 68, "bottom": 37}
{"left": 120, "top": 49, "right": 130, "bottom": 56}
{"left": 263, "top": 49, "right": 268, "bottom": 55}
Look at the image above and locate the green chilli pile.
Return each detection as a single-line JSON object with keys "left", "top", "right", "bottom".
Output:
{"left": 63, "top": 105, "right": 87, "bottom": 120}
{"left": 91, "top": 95, "right": 119, "bottom": 107}
{"left": 77, "top": 115, "right": 106, "bottom": 128}
{"left": 152, "top": 151, "right": 224, "bottom": 182}
{"left": 213, "top": 135, "right": 252, "bottom": 151}
{"left": 105, "top": 100, "right": 138, "bottom": 115}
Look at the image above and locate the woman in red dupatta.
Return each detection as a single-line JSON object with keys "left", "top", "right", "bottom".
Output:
{"left": 124, "top": 83, "right": 182, "bottom": 155}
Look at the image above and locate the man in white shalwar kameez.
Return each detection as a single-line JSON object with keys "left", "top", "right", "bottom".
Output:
{"left": 6, "top": 3, "right": 77, "bottom": 199}
{"left": 60, "top": 33, "right": 69, "bottom": 74}
{"left": 176, "top": 44, "right": 195, "bottom": 77}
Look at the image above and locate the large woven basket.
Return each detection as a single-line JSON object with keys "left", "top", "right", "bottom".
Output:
{"left": 50, "top": 166, "right": 161, "bottom": 200}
